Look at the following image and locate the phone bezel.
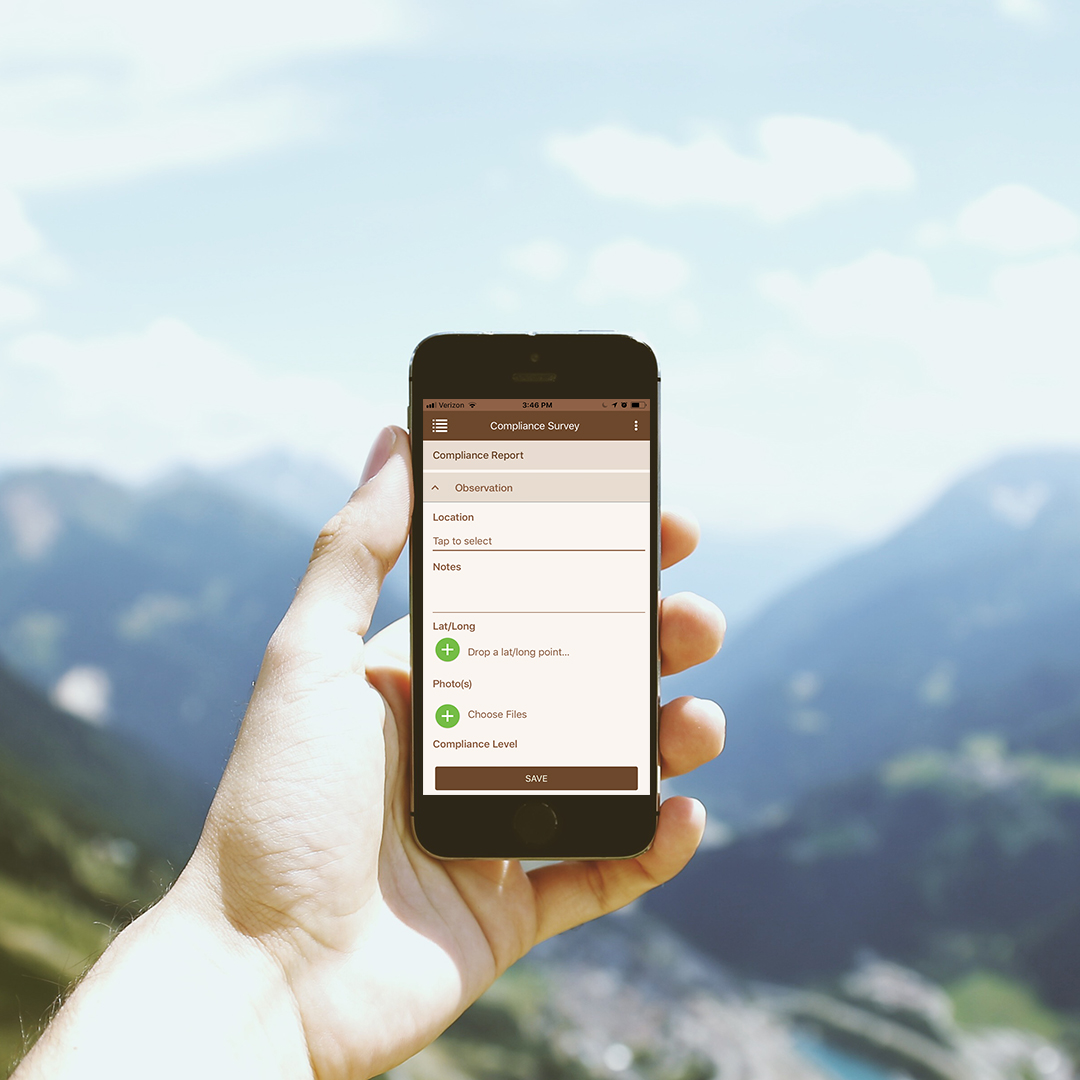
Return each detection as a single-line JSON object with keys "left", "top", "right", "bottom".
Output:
{"left": 408, "top": 333, "right": 660, "bottom": 859}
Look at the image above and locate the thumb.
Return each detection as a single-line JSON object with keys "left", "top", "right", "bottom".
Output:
{"left": 276, "top": 426, "right": 413, "bottom": 660}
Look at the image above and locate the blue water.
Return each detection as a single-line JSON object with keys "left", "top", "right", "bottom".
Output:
{"left": 794, "top": 1031, "right": 908, "bottom": 1080}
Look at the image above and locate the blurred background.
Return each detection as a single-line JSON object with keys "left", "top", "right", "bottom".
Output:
{"left": 2, "top": 1, "right": 1080, "bottom": 1076}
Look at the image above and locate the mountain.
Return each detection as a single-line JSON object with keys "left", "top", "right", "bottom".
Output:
{"left": 647, "top": 736, "right": 1080, "bottom": 1027}
{"left": 0, "top": 660, "right": 204, "bottom": 1071}
{"left": 178, "top": 450, "right": 357, "bottom": 536}
{"left": 0, "top": 468, "right": 317, "bottom": 784}
{"left": 169, "top": 453, "right": 410, "bottom": 638}
{"left": 0, "top": 463, "right": 404, "bottom": 786}
{"left": 0, "top": 661, "right": 205, "bottom": 861}
{"left": 671, "top": 450, "right": 1080, "bottom": 824}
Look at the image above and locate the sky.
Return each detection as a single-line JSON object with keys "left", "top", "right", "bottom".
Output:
{"left": 1, "top": 0, "right": 1078, "bottom": 540}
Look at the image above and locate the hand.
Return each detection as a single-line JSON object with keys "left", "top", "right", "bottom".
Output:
{"left": 17, "top": 426, "right": 725, "bottom": 1080}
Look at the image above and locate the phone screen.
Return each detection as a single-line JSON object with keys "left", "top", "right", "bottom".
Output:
{"left": 420, "top": 397, "right": 653, "bottom": 798}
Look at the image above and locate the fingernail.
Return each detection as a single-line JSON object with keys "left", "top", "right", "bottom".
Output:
{"left": 361, "top": 426, "right": 396, "bottom": 485}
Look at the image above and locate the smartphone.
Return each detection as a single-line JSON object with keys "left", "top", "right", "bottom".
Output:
{"left": 409, "top": 333, "right": 659, "bottom": 859}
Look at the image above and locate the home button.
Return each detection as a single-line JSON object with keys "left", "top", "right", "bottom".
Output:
{"left": 513, "top": 801, "right": 558, "bottom": 846}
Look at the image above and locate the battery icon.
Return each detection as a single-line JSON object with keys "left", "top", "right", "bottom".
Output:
{"left": 631, "top": 401, "right": 640, "bottom": 408}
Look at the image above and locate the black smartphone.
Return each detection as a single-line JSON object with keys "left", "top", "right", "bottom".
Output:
{"left": 408, "top": 333, "right": 659, "bottom": 859}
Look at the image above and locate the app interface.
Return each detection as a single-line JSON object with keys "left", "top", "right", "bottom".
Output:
{"left": 421, "top": 398, "right": 652, "bottom": 796}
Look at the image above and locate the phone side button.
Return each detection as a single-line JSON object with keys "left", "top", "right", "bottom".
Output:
{"left": 512, "top": 801, "right": 558, "bottom": 846}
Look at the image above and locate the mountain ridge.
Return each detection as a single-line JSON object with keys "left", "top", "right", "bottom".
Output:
{"left": 674, "top": 448, "right": 1080, "bottom": 823}
{"left": 0, "top": 467, "right": 317, "bottom": 783}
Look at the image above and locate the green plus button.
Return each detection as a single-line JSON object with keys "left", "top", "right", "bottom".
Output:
{"left": 435, "top": 704, "right": 460, "bottom": 728}
{"left": 435, "top": 637, "right": 460, "bottom": 662}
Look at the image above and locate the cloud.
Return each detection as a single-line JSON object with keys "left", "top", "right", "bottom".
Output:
{"left": 955, "top": 184, "right": 1078, "bottom": 255}
{"left": 0, "top": 79, "right": 326, "bottom": 192}
{"left": 759, "top": 252, "right": 937, "bottom": 339}
{"left": 577, "top": 239, "right": 690, "bottom": 303}
{"left": 547, "top": 117, "right": 914, "bottom": 222}
{"left": 0, "top": 1, "right": 413, "bottom": 94}
{"left": 505, "top": 240, "right": 570, "bottom": 282}
{"left": 655, "top": 244, "right": 1080, "bottom": 537}
{"left": 0, "top": 1, "right": 416, "bottom": 192}
{"left": 0, "top": 188, "right": 60, "bottom": 328}
{"left": 0, "top": 188, "right": 45, "bottom": 268}
{"left": 757, "top": 247, "right": 1080, "bottom": 448}
{"left": 996, "top": 0, "right": 1049, "bottom": 24}
{"left": 0, "top": 283, "right": 40, "bottom": 326}
{"left": 0, "top": 317, "right": 385, "bottom": 481}
{"left": 663, "top": 241, "right": 1080, "bottom": 537}
{"left": 761, "top": 247, "right": 1080, "bottom": 360}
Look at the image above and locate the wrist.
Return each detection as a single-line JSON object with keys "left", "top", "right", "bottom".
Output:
{"left": 15, "top": 870, "right": 312, "bottom": 1080}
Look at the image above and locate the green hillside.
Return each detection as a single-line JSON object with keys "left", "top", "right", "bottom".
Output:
{"left": 0, "top": 749, "right": 182, "bottom": 1072}
{"left": 0, "top": 664, "right": 208, "bottom": 865}
{"left": 0, "top": 662, "right": 205, "bottom": 1073}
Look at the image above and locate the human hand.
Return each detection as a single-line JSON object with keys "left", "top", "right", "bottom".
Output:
{"left": 17, "top": 425, "right": 724, "bottom": 1080}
